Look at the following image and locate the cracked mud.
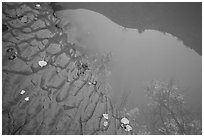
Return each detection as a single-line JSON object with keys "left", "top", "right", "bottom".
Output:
{"left": 2, "top": 2, "right": 133, "bottom": 135}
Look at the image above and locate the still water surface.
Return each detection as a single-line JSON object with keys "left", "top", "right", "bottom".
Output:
{"left": 56, "top": 9, "right": 201, "bottom": 111}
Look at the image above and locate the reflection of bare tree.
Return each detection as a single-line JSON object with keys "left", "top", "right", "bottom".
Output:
{"left": 141, "top": 79, "right": 202, "bottom": 135}
{"left": 117, "top": 89, "right": 131, "bottom": 114}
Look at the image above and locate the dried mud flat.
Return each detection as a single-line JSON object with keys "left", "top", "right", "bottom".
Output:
{"left": 2, "top": 2, "right": 134, "bottom": 135}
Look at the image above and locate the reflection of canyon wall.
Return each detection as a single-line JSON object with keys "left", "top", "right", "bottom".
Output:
{"left": 56, "top": 9, "right": 201, "bottom": 110}
{"left": 52, "top": 2, "right": 202, "bottom": 56}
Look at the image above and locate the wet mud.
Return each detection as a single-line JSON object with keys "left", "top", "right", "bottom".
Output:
{"left": 2, "top": 2, "right": 201, "bottom": 135}
{"left": 2, "top": 2, "right": 132, "bottom": 135}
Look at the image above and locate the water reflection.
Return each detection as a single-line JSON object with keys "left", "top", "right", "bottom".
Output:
{"left": 56, "top": 9, "right": 201, "bottom": 110}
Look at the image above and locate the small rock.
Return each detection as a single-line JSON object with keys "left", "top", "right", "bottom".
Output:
{"left": 38, "top": 60, "right": 47, "bottom": 67}
{"left": 20, "top": 90, "right": 26, "bottom": 95}
{"left": 103, "top": 121, "right": 108, "bottom": 127}
{"left": 121, "top": 117, "right": 129, "bottom": 125}
{"left": 103, "top": 113, "right": 109, "bottom": 119}
{"left": 24, "top": 97, "right": 29, "bottom": 101}
{"left": 125, "top": 125, "right": 132, "bottom": 132}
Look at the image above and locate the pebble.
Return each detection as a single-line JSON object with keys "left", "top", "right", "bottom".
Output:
{"left": 24, "top": 97, "right": 29, "bottom": 101}
{"left": 103, "top": 121, "right": 108, "bottom": 127}
{"left": 121, "top": 117, "right": 130, "bottom": 125}
{"left": 103, "top": 113, "right": 109, "bottom": 119}
{"left": 125, "top": 125, "right": 132, "bottom": 132}
{"left": 38, "top": 60, "right": 47, "bottom": 67}
{"left": 20, "top": 89, "right": 26, "bottom": 95}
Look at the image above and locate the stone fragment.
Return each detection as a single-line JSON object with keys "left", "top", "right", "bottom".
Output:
{"left": 121, "top": 117, "right": 129, "bottom": 125}
{"left": 20, "top": 90, "right": 26, "bottom": 95}
{"left": 102, "top": 113, "right": 109, "bottom": 119}
{"left": 125, "top": 125, "right": 132, "bottom": 132}
{"left": 38, "top": 60, "right": 47, "bottom": 67}
{"left": 24, "top": 97, "right": 29, "bottom": 101}
{"left": 103, "top": 121, "right": 108, "bottom": 127}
